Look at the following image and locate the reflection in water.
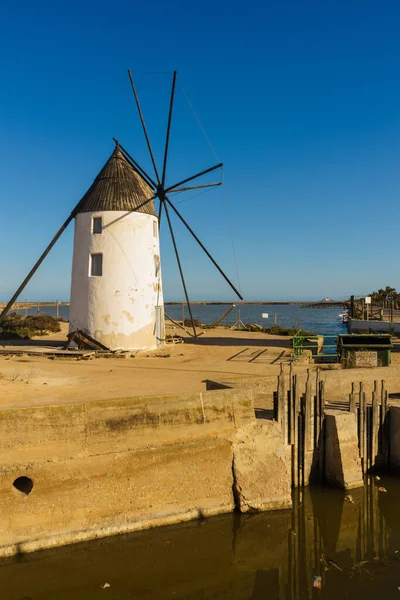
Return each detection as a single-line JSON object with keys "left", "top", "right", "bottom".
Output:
{"left": 2, "top": 478, "right": 400, "bottom": 599}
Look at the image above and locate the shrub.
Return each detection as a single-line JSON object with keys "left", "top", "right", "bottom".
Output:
{"left": 184, "top": 318, "right": 201, "bottom": 328}
{"left": 0, "top": 313, "right": 61, "bottom": 339}
{"left": 262, "top": 325, "right": 316, "bottom": 337}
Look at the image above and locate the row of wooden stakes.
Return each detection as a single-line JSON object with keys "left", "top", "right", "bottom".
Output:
{"left": 274, "top": 365, "right": 390, "bottom": 487}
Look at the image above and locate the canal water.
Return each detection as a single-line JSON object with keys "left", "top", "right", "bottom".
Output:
{"left": 21, "top": 304, "right": 347, "bottom": 336}
{"left": 1, "top": 477, "right": 400, "bottom": 599}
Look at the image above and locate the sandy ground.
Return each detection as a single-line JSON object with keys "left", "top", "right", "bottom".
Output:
{"left": 0, "top": 323, "right": 295, "bottom": 409}
{"left": 1, "top": 323, "right": 400, "bottom": 411}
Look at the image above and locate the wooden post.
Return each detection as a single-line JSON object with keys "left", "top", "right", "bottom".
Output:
{"left": 289, "top": 363, "right": 295, "bottom": 445}
{"left": 319, "top": 380, "right": 325, "bottom": 482}
{"left": 181, "top": 302, "right": 184, "bottom": 325}
{"left": 315, "top": 368, "right": 320, "bottom": 447}
{"left": 37, "top": 301, "right": 40, "bottom": 315}
{"left": 363, "top": 391, "right": 368, "bottom": 472}
{"left": 305, "top": 370, "right": 313, "bottom": 451}
{"left": 359, "top": 382, "right": 365, "bottom": 474}
{"left": 300, "top": 370, "right": 314, "bottom": 485}
{"left": 25, "top": 299, "right": 28, "bottom": 317}
{"left": 56, "top": 299, "right": 59, "bottom": 320}
{"left": 281, "top": 364, "right": 288, "bottom": 444}
{"left": 292, "top": 375, "right": 299, "bottom": 487}
{"left": 298, "top": 409, "right": 304, "bottom": 487}
{"left": 350, "top": 295, "right": 355, "bottom": 318}
{"left": 277, "top": 363, "right": 285, "bottom": 429}
{"left": 381, "top": 381, "right": 389, "bottom": 469}
{"left": 274, "top": 312, "right": 277, "bottom": 325}
{"left": 371, "top": 380, "right": 379, "bottom": 469}
{"left": 349, "top": 381, "right": 356, "bottom": 413}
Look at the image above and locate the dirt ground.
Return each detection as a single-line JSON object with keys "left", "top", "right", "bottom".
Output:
{"left": 0, "top": 323, "right": 295, "bottom": 409}
{"left": 1, "top": 323, "right": 400, "bottom": 411}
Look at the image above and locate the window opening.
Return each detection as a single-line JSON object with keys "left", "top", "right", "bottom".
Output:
{"left": 93, "top": 217, "right": 102, "bottom": 234}
{"left": 90, "top": 253, "right": 103, "bottom": 276}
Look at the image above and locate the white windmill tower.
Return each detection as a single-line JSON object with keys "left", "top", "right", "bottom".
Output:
{"left": 0, "top": 70, "right": 243, "bottom": 348}
{"left": 68, "top": 143, "right": 164, "bottom": 350}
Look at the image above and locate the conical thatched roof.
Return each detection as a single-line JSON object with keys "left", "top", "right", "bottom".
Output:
{"left": 73, "top": 144, "right": 157, "bottom": 216}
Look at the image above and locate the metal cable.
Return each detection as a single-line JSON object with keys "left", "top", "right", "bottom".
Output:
{"left": 221, "top": 168, "right": 242, "bottom": 296}
{"left": 180, "top": 85, "right": 221, "bottom": 163}
{"left": 174, "top": 187, "right": 215, "bottom": 206}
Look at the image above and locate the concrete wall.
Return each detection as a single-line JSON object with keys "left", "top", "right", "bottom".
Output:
{"left": 349, "top": 318, "right": 400, "bottom": 333}
{"left": 324, "top": 411, "right": 363, "bottom": 489}
{"left": 69, "top": 210, "right": 164, "bottom": 350}
{"left": 0, "top": 389, "right": 259, "bottom": 557}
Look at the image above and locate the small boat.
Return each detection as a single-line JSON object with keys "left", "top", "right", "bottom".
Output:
{"left": 338, "top": 310, "right": 349, "bottom": 323}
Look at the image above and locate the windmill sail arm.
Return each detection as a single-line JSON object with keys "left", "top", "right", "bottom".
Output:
{"left": 172, "top": 182, "right": 222, "bottom": 192}
{"left": 165, "top": 163, "right": 223, "bottom": 193}
{"left": 165, "top": 196, "right": 243, "bottom": 301}
{"left": 163, "top": 199, "right": 197, "bottom": 338}
{"left": 161, "top": 71, "right": 177, "bottom": 186}
{"left": 127, "top": 70, "right": 161, "bottom": 184}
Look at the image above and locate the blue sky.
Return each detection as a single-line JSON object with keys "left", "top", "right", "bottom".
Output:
{"left": 1, "top": 0, "right": 399, "bottom": 302}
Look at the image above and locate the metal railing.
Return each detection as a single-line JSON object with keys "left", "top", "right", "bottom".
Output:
{"left": 292, "top": 333, "right": 338, "bottom": 361}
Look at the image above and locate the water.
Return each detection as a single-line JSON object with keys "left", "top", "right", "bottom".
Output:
{"left": 19, "top": 303, "right": 348, "bottom": 336}
{"left": 1, "top": 478, "right": 400, "bottom": 599}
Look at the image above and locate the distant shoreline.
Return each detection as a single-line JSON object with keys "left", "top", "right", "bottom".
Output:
{"left": 1, "top": 300, "right": 348, "bottom": 309}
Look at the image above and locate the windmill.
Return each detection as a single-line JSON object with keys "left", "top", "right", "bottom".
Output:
{"left": 0, "top": 70, "right": 243, "bottom": 345}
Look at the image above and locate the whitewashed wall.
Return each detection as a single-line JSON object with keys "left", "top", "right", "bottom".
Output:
{"left": 349, "top": 319, "right": 400, "bottom": 334}
{"left": 69, "top": 210, "right": 164, "bottom": 350}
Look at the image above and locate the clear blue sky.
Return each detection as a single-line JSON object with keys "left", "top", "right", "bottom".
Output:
{"left": 1, "top": 0, "right": 399, "bottom": 302}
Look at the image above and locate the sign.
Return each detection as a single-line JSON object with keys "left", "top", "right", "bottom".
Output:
{"left": 365, "top": 296, "right": 371, "bottom": 304}
{"left": 262, "top": 313, "right": 269, "bottom": 319}
{"left": 355, "top": 351, "right": 378, "bottom": 368}
{"left": 386, "top": 295, "right": 392, "bottom": 301}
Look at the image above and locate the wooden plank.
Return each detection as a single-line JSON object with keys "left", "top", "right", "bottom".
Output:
{"left": 67, "top": 329, "right": 110, "bottom": 351}
{"left": 0, "top": 347, "right": 94, "bottom": 357}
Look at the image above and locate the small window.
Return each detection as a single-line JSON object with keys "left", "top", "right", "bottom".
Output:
{"left": 93, "top": 217, "right": 102, "bottom": 234}
{"left": 90, "top": 253, "right": 103, "bottom": 276}
{"left": 153, "top": 221, "right": 158, "bottom": 238}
